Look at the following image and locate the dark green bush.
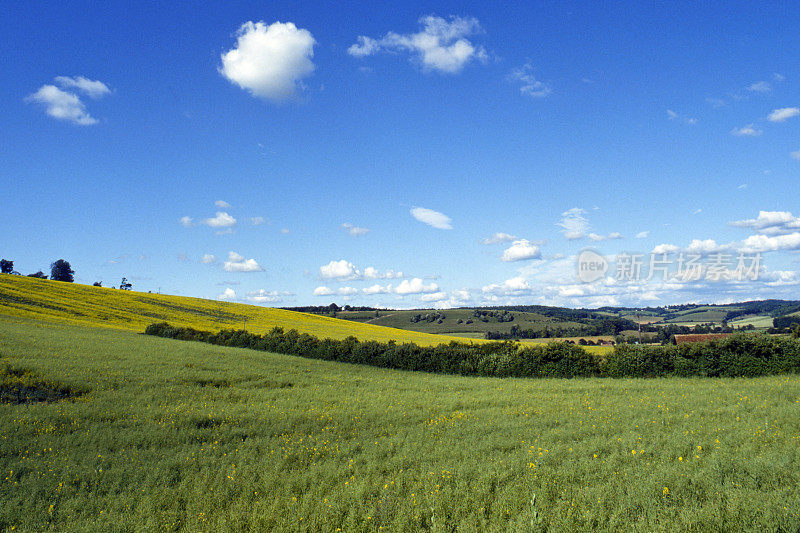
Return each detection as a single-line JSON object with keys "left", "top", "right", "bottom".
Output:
{"left": 143, "top": 324, "right": 800, "bottom": 379}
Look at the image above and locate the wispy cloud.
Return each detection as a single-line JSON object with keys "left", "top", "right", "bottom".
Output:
{"left": 410, "top": 207, "right": 452, "bottom": 230}
{"left": 341, "top": 223, "right": 370, "bottom": 236}
{"left": 509, "top": 62, "right": 552, "bottom": 98}
{"left": 558, "top": 207, "right": 589, "bottom": 240}
{"left": 767, "top": 107, "right": 799, "bottom": 122}
{"left": 731, "top": 124, "right": 762, "bottom": 136}
{"left": 348, "top": 15, "right": 488, "bottom": 74}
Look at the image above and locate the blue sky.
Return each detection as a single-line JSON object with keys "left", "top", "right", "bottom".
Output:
{"left": 2, "top": 1, "right": 799, "bottom": 308}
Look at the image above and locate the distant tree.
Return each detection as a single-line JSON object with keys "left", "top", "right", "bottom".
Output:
{"left": 119, "top": 277, "right": 132, "bottom": 290}
{"left": 50, "top": 259, "right": 74, "bottom": 282}
{"left": 27, "top": 271, "right": 48, "bottom": 279}
{"left": 93, "top": 281, "right": 102, "bottom": 287}
{"left": 791, "top": 323, "right": 800, "bottom": 339}
{"left": 0, "top": 259, "right": 13, "bottom": 274}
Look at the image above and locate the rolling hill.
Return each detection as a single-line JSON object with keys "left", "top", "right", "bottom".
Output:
{"left": 0, "top": 274, "right": 475, "bottom": 347}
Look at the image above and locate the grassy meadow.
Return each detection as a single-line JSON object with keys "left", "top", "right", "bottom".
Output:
{"left": 1, "top": 316, "right": 799, "bottom": 531}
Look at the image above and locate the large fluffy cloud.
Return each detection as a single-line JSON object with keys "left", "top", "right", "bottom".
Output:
{"left": 740, "top": 233, "right": 800, "bottom": 252}
{"left": 501, "top": 239, "right": 541, "bottom": 262}
{"left": 348, "top": 15, "right": 487, "bottom": 74}
{"left": 220, "top": 21, "right": 315, "bottom": 102}
{"left": 394, "top": 278, "right": 439, "bottom": 294}
{"left": 731, "top": 211, "right": 800, "bottom": 235}
{"left": 223, "top": 251, "right": 264, "bottom": 272}
{"left": 410, "top": 207, "right": 452, "bottom": 229}
{"left": 320, "top": 260, "right": 360, "bottom": 280}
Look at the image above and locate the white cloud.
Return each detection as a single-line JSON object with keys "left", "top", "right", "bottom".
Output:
{"left": 420, "top": 291, "right": 448, "bottom": 302}
{"left": 666, "top": 109, "right": 697, "bottom": 124}
{"left": 767, "top": 107, "right": 800, "bottom": 122}
{"left": 220, "top": 20, "right": 316, "bottom": 102}
{"left": 313, "top": 286, "right": 333, "bottom": 296}
{"left": 482, "top": 276, "right": 531, "bottom": 295}
{"left": 509, "top": 62, "right": 552, "bottom": 98}
{"left": 363, "top": 283, "right": 392, "bottom": 295}
{"left": 731, "top": 124, "right": 762, "bottom": 136}
{"left": 558, "top": 207, "right": 589, "bottom": 240}
{"left": 347, "top": 36, "right": 381, "bottom": 57}
{"left": 363, "top": 267, "right": 403, "bottom": 279}
{"left": 341, "top": 223, "right": 370, "bottom": 236}
{"left": 348, "top": 15, "right": 487, "bottom": 74}
{"left": 588, "top": 232, "right": 623, "bottom": 242}
{"left": 481, "top": 232, "right": 517, "bottom": 244}
{"left": 635, "top": 231, "right": 649, "bottom": 239}
{"left": 26, "top": 85, "right": 98, "bottom": 125}
{"left": 394, "top": 278, "right": 439, "bottom": 294}
{"left": 337, "top": 286, "right": 359, "bottom": 296}
{"left": 246, "top": 289, "right": 282, "bottom": 303}
{"left": 501, "top": 239, "right": 541, "bottom": 262}
{"left": 200, "top": 254, "right": 216, "bottom": 264}
{"left": 652, "top": 243, "right": 680, "bottom": 254}
{"left": 740, "top": 233, "right": 800, "bottom": 252}
{"left": 280, "top": 228, "right": 290, "bottom": 234}
{"left": 53, "top": 76, "right": 111, "bottom": 98}
{"left": 180, "top": 216, "right": 194, "bottom": 228}
{"left": 250, "top": 216, "right": 266, "bottom": 225}
{"left": 685, "top": 239, "right": 726, "bottom": 254}
{"left": 203, "top": 212, "right": 237, "bottom": 228}
{"left": 731, "top": 211, "right": 800, "bottom": 235}
{"left": 791, "top": 150, "right": 800, "bottom": 160}
{"left": 26, "top": 76, "right": 112, "bottom": 125}
{"left": 410, "top": 207, "right": 452, "bottom": 229}
{"left": 223, "top": 251, "right": 264, "bottom": 272}
{"left": 218, "top": 288, "right": 237, "bottom": 301}
{"left": 320, "top": 260, "right": 360, "bottom": 280}
{"left": 215, "top": 200, "right": 231, "bottom": 208}
{"left": 746, "top": 81, "right": 771, "bottom": 93}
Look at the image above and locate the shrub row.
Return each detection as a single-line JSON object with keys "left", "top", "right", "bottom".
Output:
{"left": 144, "top": 323, "right": 800, "bottom": 379}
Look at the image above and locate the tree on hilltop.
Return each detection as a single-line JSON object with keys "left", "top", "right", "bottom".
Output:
{"left": 50, "top": 259, "right": 74, "bottom": 282}
{"left": 0, "top": 259, "right": 13, "bottom": 274}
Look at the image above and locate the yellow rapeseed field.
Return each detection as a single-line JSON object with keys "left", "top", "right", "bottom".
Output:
{"left": 0, "top": 275, "right": 475, "bottom": 347}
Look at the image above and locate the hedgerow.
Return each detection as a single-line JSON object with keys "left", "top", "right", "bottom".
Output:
{"left": 144, "top": 322, "right": 800, "bottom": 379}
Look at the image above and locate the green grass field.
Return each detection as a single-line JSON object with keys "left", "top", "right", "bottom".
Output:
{"left": 1, "top": 316, "right": 799, "bottom": 531}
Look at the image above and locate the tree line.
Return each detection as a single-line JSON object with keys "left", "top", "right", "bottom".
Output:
{"left": 1, "top": 258, "right": 74, "bottom": 282}
{"left": 145, "top": 322, "right": 800, "bottom": 379}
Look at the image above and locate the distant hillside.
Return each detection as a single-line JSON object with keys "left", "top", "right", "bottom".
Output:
{"left": 332, "top": 307, "right": 637, "bottom": 339}
{"left": 300, "top": 300, "right": 800, "bottom": 338}
{"left": 0, "top": 274, "right": 474, "bottom": 346}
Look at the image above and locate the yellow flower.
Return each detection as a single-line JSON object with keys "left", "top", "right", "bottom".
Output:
{"left": 663, "top": 487, "right": 669, "bottom": 496}
{"left": 678, "top": 456, "right": 683, "bottom": 461}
